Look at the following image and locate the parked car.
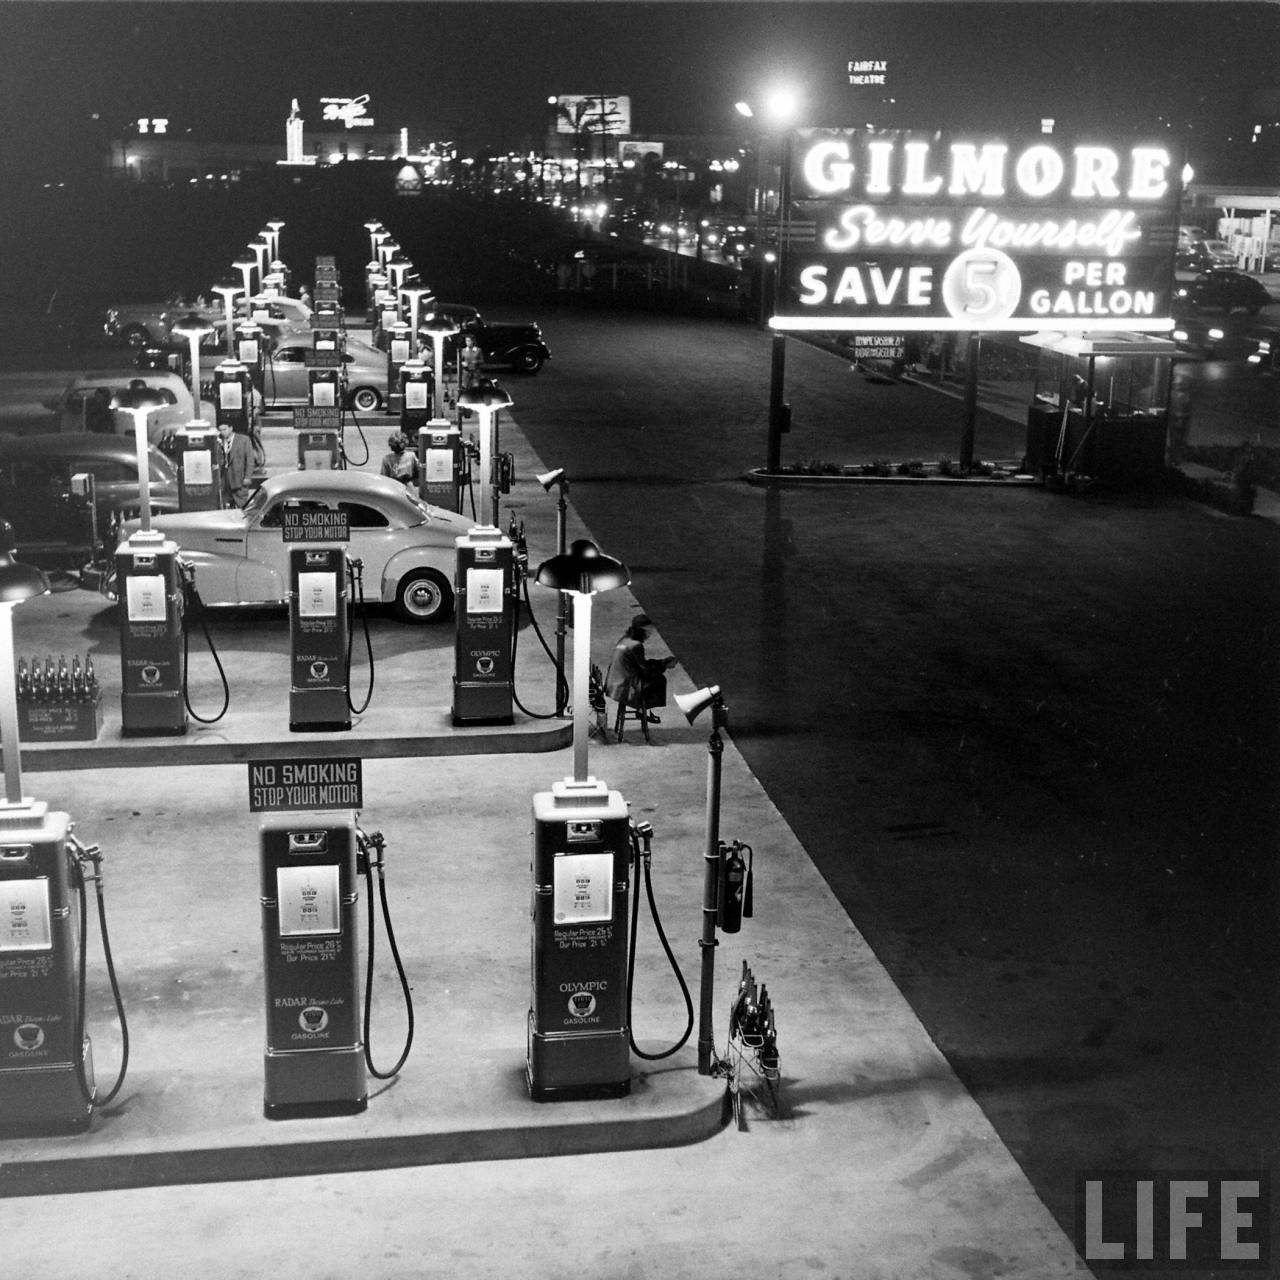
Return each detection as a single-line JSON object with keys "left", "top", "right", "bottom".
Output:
{"left": 120, "top": 470, "right": 472, "bottom": 623}
{"left": 36, "top": 370, "right": 213, "bottom": 443}
{"left": 103, "top": 298, "right": 224, "bottom": 348}
{"left": 260, "top": 336, "right": 388, "bottom": 412}
{"left": 1173, "top": 269, "right": 1273, "bottom": 316}
{"left": 0, "top": 433, "right": 179, "bottom": 565}
{"left": 431, "top": 305, "right": 552, "bottom": 374}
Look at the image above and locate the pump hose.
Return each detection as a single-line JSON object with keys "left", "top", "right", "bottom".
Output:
{"left": 626, "top": 829, "right": 695, "bottom": 1061}
{"left": 340, "top": 403, "right": 371, "bottom": 468}
{"left": 71, "top": 843, "right": 130, "bottom": 1109}
{"left": 181, "top": 574, "right": 231, "bottom": 723}
{"left": 345, "top": 563, "right": 375, "bottom": 714}
{"left": 510, "top": 574, "right": 567, "bottom": 719}
{"left": 360, "top": 833, "right": 415, "bottom": 1079}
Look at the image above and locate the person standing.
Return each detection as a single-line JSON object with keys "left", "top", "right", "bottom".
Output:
{"left": 380, "top": 432, "right": 420, "bottom": 487}
{"left": 217, "top": 419, "right": 254, "bottom": 508}
{"left": 459, "top": 332, "right": 483, "bottom": 391}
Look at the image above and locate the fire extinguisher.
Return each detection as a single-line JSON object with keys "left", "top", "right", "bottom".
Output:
{"left": 715, "top": 840, "right": 754, "bottom": 934}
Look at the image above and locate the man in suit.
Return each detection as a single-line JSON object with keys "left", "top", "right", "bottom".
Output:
{"left": 216, "top": 419, "right": 255, "bottom": 508}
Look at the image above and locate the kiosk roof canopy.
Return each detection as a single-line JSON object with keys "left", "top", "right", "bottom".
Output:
{"left": 1019, "top": 331, "right": 1179, "bottom": 358}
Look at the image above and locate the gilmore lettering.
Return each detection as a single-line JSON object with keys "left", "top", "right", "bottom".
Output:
{"left": 801, "top": 138, "right": 1171, "bottom": 202}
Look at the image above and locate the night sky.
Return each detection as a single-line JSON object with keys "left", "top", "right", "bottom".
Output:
{"left": 2, "top": 2, "right": 1277, "bottom": 174}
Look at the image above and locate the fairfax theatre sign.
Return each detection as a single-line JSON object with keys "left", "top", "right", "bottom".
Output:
{"left": 776, "top": 128, "right": 1181, "bottom": 332}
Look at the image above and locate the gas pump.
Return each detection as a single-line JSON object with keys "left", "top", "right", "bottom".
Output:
{"left": 259, "top": 816, "right": 413, "bottom": 1120}
{"left": 259, "top": 812, "right": 364, "bottom": 1117}
{"left": 398, "top": 359, "right": 433, "bottom": 442}
{"left": 172, "top": 420, "right": 222, "bottom": 511}
{"left": 288, "top": 544, "right": 350, "bottom": 732}
{"left": 0, "top": 812, "right": 129, "bottom": 1134}
{"left": 308, "top": 365, "right": 342, "bottom": 412}
{"left": 213, "top": 359, "right": 253, "bottom": 438}
{"left": 451, "top": 526, "right": 516, "bottom": 725}
{"left": 313, "top": 328, "right": 343, "bottom": 357}
{"left": 115, "top": 532, "right": 187, "bottom": 736}
{"left": 234, "top": 322, "right": 266, "bottom": 394}
{"left": 417, "top": 420, "right": 465, "bottom": 513}
{"left": 385, "top": 323, "right": 412, "bottom": 415}
{"left": 296, "top": 430, "right": 341, "bottom": 471}
{"left": 528, "top": 778, "right": 632, "bottom": 1100}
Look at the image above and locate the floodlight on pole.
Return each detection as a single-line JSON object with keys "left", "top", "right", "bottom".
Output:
{"left": 109, "top": 382, "right": 168, "bottom": 535}
{"left": 535, "top": 539, "right": 630, "bottom": 782}
{"left": 420, "top": 312, "right": 460, "bottom": 416}
{"left": 231, "top": 257, "right": 257, "bottom": 314}
{"left": 212, "top": 280, "right": 243, "bottom": 355}
{"left": 457, "top": 380, "right": 513, "bottom": 526}
{"left": 671, "top": 683, "right": 732, "bottom": 1075}
{"left": 386, "top": 255, "right": 414, "bottom": 293}
{"left": 264, "top": 219, "right": 286, "bottom": 259}
{"left": 246, "top": 238, "right": 270, "bottom": 287}
{"left": 0, "top": 521, "right": 51, "bottom": 811}
{"left": 536, "top": 468, "right": 571, "bottom": 717}
{"left": 169, "top": 311, "right": 216, "bottom": 417}
{"left": 400, "top": 286, "right": 434, "bottom": 357}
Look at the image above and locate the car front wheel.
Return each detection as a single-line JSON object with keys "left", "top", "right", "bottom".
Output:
{"left": 513, "top": 349, "right": 544, "bottom": 374}
{"left": 393, "top": 569, "right": 453, "bottom": 624}
{"left": 121, "top": 324, "right": 151, "bottom": 347}
{"left": 348, "top": 385, "right": 382, "bottom": 412}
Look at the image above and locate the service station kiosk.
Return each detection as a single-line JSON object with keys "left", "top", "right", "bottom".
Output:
{"left": 1020, "top": 331, "right": 1177, "bottom": 486}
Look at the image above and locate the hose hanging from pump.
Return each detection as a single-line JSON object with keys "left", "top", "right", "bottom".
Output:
{"left": 626, "top": 820, "right": 694, "bottom": 1060}
{"left": 345, "top": 558, "right": 375, "bottom": 715}
{"left": 70, "top": 837, "right": 129, "bottom": 1109}
{"left": 180, "top": 560, "right": 230, "bottom": 724}
{"left": 358, "top": 828, "right": 414, "bottom": 1079}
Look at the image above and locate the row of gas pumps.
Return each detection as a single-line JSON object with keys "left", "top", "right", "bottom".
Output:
{"left": 0, "top": 219, "right": 777, "bottom": 1140}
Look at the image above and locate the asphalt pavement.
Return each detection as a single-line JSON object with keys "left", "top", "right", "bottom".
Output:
{"left": 0, "top": 412, "right": 1090, "bottom": 1278}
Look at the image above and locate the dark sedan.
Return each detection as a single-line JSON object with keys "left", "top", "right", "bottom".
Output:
{"left": 0, "top": 433, "right": 179, "bottom": 566}
{"left": 1173, "top": 269, "right": 1273, "bottom": 316}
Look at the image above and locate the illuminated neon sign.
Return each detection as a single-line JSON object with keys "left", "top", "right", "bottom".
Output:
{"left": 321, "top": 96, "right": 374, "bottom": 129}
{"left": 775, "top": 129, "right": 1181, "bottom": 333}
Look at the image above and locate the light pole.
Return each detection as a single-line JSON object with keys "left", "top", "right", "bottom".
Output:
{"left": 263, "top": 219, "right": 286, "bottom": 261}
{"left": 386, "top": 255, "right": 414, "bottom": 297}
{"left": 212, "top": 280, "right": 243, "bottom": 356}
{"left": 364, "top": 220, "right": 385, "bottom": 262}
{"left": 401, "top": 286, "right": 434, "bottom": 357}
{"left": 534, "top": 539, "right": 630, "bottom": 782}
{"left": 536, "top": 468, "right": 570, "bottom": 717}
{"left": 420, "top": 312, "right": 459, "bottom": 417}
{"left": 169, "top": 311, "right": 216, "bottom": 415}
{"left": 458, "top": 380, "right": 513, "bottom": 527}
{"left": 109, "top": 383, "right": 167, "bottom": 534}
{"left": 0, "top": 522, "right": 51, "bottom": 813}
{"left": 246, "top": 238, "right": 270, "bottom": 291}
{"left": 231, "top": 257, "right": 257, "bottom": 316}
{"left": 736, "top": 88, "right": 800, "bottom": 473}
{"left": 671, "top": 684, "right": 729, "bottom": 1075}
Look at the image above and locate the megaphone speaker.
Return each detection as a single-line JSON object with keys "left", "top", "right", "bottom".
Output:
{"left": 674, "top": 685, "right": 721, "bottom": 723}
